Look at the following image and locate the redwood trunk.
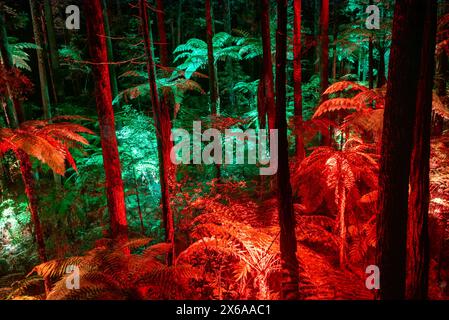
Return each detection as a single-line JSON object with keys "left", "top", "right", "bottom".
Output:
{"left": 84, "top": 0, "right": 128, "bottom": 243}
{"left": 276, "top": 0, "right": 299, "bottom": 300}
{"left": 139, "top": 0, "right": 175, "bottom": 264}
{"left": 406, "top": 0, "right": 437, "bottom": 300}
{"left": 261, "top": 0, "right": 275, "bottom": 130}
{"left": 293, "top": 0, "right": 304, "bottom": 161}
{"left": 376, "top": 0, "right": 426, "bottom": 300}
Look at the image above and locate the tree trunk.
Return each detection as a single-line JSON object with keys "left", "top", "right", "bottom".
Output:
{"left": 261, "top": 0, "right": 275, "bottom": 130}
{"left": 84, "top": 0, "right": 128, "bottom": 243}
{"left": 43, "top": 0, "right": 64, "bottom": 99}
{"left": 406, "top": 0, "right": 437, "bottom": 300}
{"left": 205, "top": 0, "right": 219, "bottom": 116}
{"left": 319, "top": 0, "right": 329, "bottom": 96}
{"left": 376, "top": 0, "right": 426, "bottom": 300}
{"left": 293, "top": 0, "right": 304, "bottom": 161}
{"left": 319, "top": 0, "right": 330, "bottom": 146}
{"left": 276, "top": 0, "right": 300, "bottom": 300}
{"left": 139, "top": 0, "right": 175, "bottom": 265}
{"left": 29, "top": 0, "right": 51, "bottom": 120}
{"left": 224, "top": 0, "right": 234, "bottom": 107}
{"left": 101, "top": 0, "right": 119, "bottom": 100}
{"left": 377, "top": 39, "right": 387, "bottom": 88}
{"left": 368, "top": 35, "right": 374, "bottom": 89}
{"left": 155, "top": 0, "right": 174, "bottom": 167}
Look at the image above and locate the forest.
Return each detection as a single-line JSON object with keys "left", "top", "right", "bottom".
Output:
{"left": 0, "top": 0, "right": 447, "bottom": 301}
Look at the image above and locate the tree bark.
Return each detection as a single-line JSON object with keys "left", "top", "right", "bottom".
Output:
{"left": 319, "top": 0, "right": 329, "bottom": 96}
{"left": 376, "top": 0, "right": 426, "bottom": 300}
{"left": 43, "top": 0, "right": 64, "bottom": 100}
{"left": 368, "top": 35, "right": 374, "bottom": 89}
{"left": 155, "top": 0, "right": 174, "bottom": 167}
{"left": 101, "top": 0, "right": 119, "bottom": 100}
{"left": 139, "top": 0, "right": 175, "bottom": 265}
{"left": 84, "top": 0, "right": 128, "bottom": 243}
{"left": 276, "top": 0, "right": 300, "bottom": 300}
{"left": 29, "top": 0, "right": 51, "bottom": 120}
{"left": 293, "top": 0, "right": 304, "bottom": 161}
{"left": 261, "top": 0, "right": 275, "bottom": 130}
{"left": 406, "top": 0, "right": 437, "bottom": 300}
{"left": 205, "top": 0, "right": 220, "bottom": 116}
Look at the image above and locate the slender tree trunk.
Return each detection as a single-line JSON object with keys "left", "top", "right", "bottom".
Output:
{"left": 377, "top": 39, "right": 387, "bottom": 88}
{"left": 224, "top": 0, "right": 234, "bottom": 107}
{"left": 406, "top": 0, "right": 437, "bottom": 300}
{"left": 84, "top": 0, "right": 128, "bottom": 243}
{"left": 319, "top": 0, "right": 329, "bottom": 96}
{"left": 377, "top": 0, "right": 426, "bottom": 300}
{"left": 30, "top": 0, "right": 51, "bottom": 120}
{"left": 101, "top": 0, "right": 119, "bottom": 100}
{"left": 177, "top": 0, "right": 183, "bottom": 47}
{"left": 43, "top": 0, "right": 64, "bottom": 99}
{"left": 293, "top": 0, "right": 304, "bottom": 161}
{"left": 155, "top": 0, "right": 174, "bottom": 167}
{"left": 276, "top": 0, "right": 300, "bottom": 300}
{"left": 205, "top": 0, "right": 220, "bottom": 116}
{"left": 319, "top": 0, "right": 330, "bottom": 146}
{"left": 368, "top": 35, "right": 374, "bottom": 89}
{"left": 139, "top": 0, "right": 175, "bottom": 265}
{"left": 261, "top": 0, "right": 276, "bottom": 130}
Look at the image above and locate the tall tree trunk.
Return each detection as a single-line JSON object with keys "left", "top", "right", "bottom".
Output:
{"left": 377, "top": 40, "right": 387, "bottom": 88}
{"left": 376, "top": 0, "right": 426, "bottom": 300}
{"left": 368, "top": 35, "right": 374, "bottom": 89}
{"left": 177, "top": 0, "right": 183, "bottom": 47}
{"left": 205, "top": 0, "right": 219, "bottom": 116}
{"left": 139, "top": 0, "right": 175, "bottom": 265}
{"left": 319, "top": 0, "right": 330, "bottom": 146}
{"left": 101, "top": 0, "right": 119, "bottom": 100}
{"left": 84, "top": 0, "right": 128, "bottom": 243}
{"left": 224, "top": 0, "right": 234, "bottom": 107}
{"left": 276, "top": 0, "right": 299, "bottom": 300}
{"left": 319, "top": 0, "right": 329, "bottom": 96}
{"left": 293, "top": 0, "right": 304, "bottom": 161}
{"left": 406, "top": 0, "right": 437, "bottom": 300}
{"left": 43, "top": 0, "right": 64, "bottom": 99}
{"left": 155, "top": 0, "right": 174, "bottom": 167}
{"left": 30, "top": 0, "right": 51, "bottom": 120}
{"left": 261, "top": 0, "right": 275, "bottom": 130}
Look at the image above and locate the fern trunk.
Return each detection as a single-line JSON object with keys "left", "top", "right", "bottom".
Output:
{"left": 85, "top": 0, "right": 128, "bottom": 244}
{"left": 293, "top": 0, "right": 304, "bottom": 161}
{"left": 139, "top": 0, "right": 175, "bottom": 265}
{"left": 260, "top": 0, "right": 275, "bottom": 131}
{"left": 406, "top": 0, "right": 437, "bottom": 300}
{"left": 377, "top": 0, "right": 427, "bottom": 300}
{"left": 276, "top": 0, "right": 300, "bottom": 300}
